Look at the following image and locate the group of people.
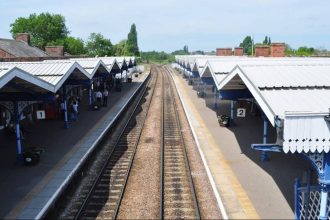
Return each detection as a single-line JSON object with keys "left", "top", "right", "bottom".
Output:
{"left": 59, "top": 95, "right": 81, "bottom": 122}
{"left": 58, "top": 86, "right": 110, "bottom": 122}
{"left": 94, "top": 89, "right": 109, "bottom": 108}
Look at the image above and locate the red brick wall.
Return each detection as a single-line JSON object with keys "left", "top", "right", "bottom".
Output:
{"left": 270, "top": 43, "right": 285, "bottom": 57}
{"left": 234, "top": 47, "right": 243, "bottom": 56}
{"left": 15, "top": 33, "right": 31, "bottom": 45}
{"left": 0, "top": 49, "right": 15, "bottom": 58}
{"left": 216, "top": 48, "right": 232, "bottom": 56}
{"left": 255, "top": 46, "right": 270, "bottom": 57}
{"left": 45, "top": 46, "right": 64, "bottom": 57}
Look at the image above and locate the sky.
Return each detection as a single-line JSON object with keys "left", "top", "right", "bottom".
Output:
{"left": 1, "top": 0, "right": 330, "bottom": 52}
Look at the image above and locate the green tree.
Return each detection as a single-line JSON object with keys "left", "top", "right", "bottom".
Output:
{"left": 64, "top": 37, "right": 86, "bottom": 55}
{"left": 10, "top": 13, "right": 69, "bottom": 49}
{"left": 183, "top": 45, "right": 189, "bottom": 54}
{"left": 48, "top": 37, "right": 86, "bottom": 55}
{"left": 239, "top": 36, "right": 253, "bottom": 55}
{"left": 114, "top": 40, "right": 127, "bottom": 56}
{"left": 297, "top": 46, "right": 314, "bottom": 56}
{"left": 263, "top": 36, "right": 268, "bottom": 45}
{"left": 124, "top": 24, "right": 139, "bottom": 56}
{"left": 140, "top": 51, "right": 174, "bottom": 64}
{"left": 85, "top": 33, "right": 114, "bottom": 57}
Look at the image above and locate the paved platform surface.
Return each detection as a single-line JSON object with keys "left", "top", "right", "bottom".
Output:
{"left": 171, "top": 70, "right": 311, "bottom": 219}
{"left": 0, "top": 73, "right": 149, "bottom": 219}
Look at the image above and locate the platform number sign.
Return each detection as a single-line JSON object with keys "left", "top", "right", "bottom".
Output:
{"left": 237, "top": 108, "right": 246, "bottom": 118}
{"left": 36, "top": 110, "right": 46, "bottom": 120}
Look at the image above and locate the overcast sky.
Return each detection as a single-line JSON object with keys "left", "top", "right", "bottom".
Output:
{"left": 1, "top": 0, "right": 329, "bottom": 52}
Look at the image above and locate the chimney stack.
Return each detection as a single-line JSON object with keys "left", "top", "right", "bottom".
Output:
{"left": 216, "top": 48, "right": 232, "bottom": 56}
{"left": 45, "top": 46, "right": 64, "bottom": 57}
{"left": 234, "top": 47, "right": 243, "bottom": 56}
{"left": 270, "top": 43, "right": 285, "bottom": 57}
{"left": 255, "top": 45, "right": 270, "bottom": 57}
{"left": 15, "top": 33, "right": 30, "bottom": 45}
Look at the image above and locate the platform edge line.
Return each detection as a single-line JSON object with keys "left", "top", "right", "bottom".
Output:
{"left": 32, "top": 73, "right": 150, "bottom": 220}
{"left": 168, "top": 69, "right": 229, "bottom": 220}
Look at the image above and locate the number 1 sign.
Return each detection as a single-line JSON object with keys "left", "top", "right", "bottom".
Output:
{"left": 237, "top": 108, "right": 246, "bottom": 118}
{"left": 36, "top": 110, "right": 46, "bottom": 119}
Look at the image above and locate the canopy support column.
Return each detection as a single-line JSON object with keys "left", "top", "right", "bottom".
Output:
{"left": 63, "top": 86, "right": 69, "bottom": 129}
{"left": 261, "top": 115, "right": 269, "bottom": 161}
{"left": 88, "top": 80, "right": 92, "bottom": 109}
{"left": 14, "top": 101, "right": 22, "bottom": 161}
{"left": 213, "top": 89, "right": 218, "bottom": 110}
{"left": 230, "top": 100, "right": 235, "bottom": 125}
{"left": 320, "top": 184, "right": 329, "bottom": 220}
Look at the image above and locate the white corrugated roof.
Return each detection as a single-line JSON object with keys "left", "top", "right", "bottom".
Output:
{"left": 0, "top": 66, "right": 55, "bottom": 92}
{"left": 217, "top": 62, "right": 330, "bottom": 154}
{"left": 69, "top": 58, "right": 109, "bottom": 76}
{"left": 0, "top": 60, "right": 90, "bottom": 92}
{"left": 97, "top": 57, "right": 122, "bottom": 71}
{"left": 242, "top": 64, "right": 330, "bottom": 88}
{"left": 204, "top": 58, "right": 330, "bottom": 89}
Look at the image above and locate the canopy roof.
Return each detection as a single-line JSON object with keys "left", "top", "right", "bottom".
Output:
{"left": 219, "top": 63, "right": 330, "bottom": 154}
{"left": 0, "top": 61, "right": 89, "bottom": 93}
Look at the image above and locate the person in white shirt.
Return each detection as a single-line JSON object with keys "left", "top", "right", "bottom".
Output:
{"left": 95, "top": 90, "right": 103, "bottom": 107}
{"left": 71, "top": 101, "right": 79, "bottom": 121}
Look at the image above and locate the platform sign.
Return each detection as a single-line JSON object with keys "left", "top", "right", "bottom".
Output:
{"left": 237, "top": 108, "right": 246, "bottom": 118}
{"left": 36, "top": 110, "right": 46, "bottom": 120}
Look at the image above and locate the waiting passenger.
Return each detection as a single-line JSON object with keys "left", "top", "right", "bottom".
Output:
{"left": 103, "top": 89, "right": 109, "bottom": 107}
{"left": 95, "top": 90, "right": 103, "bottom": 107}
{"left": 71, "top": 101, "right": 79, "bottom": 121}
{"left": 60, "top": 100, "right": 65, "bottom": 120}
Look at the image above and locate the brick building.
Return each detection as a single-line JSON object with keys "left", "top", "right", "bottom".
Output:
{"left": 234, "top": 47, "right": 243, "bottom": 56}
{"left": 255, "top": 45, "right": 270, "bottom": 57}
{"left": 216, "top": 48, "right": 232, "bottom": 56}
{"left": 0, "top": 33, "right": 49, "bottom": 59}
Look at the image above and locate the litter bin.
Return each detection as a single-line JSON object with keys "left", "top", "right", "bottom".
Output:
{"left": 197, "top": 91, "right": 205, "bottom": 98}
{"left": 218, "top": 115, "right": 230, "bottom": 127}
{"left": 93, "top": 103, "right": 100, "bottom": 110}
{"left": 23, "top": 148, "right": 44, "bottom": 166}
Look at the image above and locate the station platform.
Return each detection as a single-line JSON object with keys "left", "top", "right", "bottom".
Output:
{"left": 0, "top": 72, "right": 149, "bottom": 219}
{"left": 170, "top": 70, "right": 311, "bottom": 219}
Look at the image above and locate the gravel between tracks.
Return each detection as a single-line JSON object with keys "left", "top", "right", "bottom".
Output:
{"left": 118, "top": 65, "right": 222, "bottom": 219}
{"left": 117, "top": 68, "right": 162, "bottom": 219}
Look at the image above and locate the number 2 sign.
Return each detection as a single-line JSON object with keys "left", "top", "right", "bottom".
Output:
{"left": 237, "top": 108, "right": 246, "bottom": 117}
{"left": 36, "top": 110, "right": 46, "bottom": 119}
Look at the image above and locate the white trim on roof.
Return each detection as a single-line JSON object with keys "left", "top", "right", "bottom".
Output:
{"left": 0, "top": 67, "right": 54, "bottom": 92}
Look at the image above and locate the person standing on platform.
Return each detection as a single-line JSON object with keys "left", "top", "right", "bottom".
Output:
{"left": 103, "top": 89, "right": 109, "bottom": 107}
{"left": 96, "top": 90, "right": 103, "bottom": 108}
{"left": 72, "top": 101, "right": 79, "bottom": 121}
{"left": 60, "top": 100, "right": 65, "bottom": 120}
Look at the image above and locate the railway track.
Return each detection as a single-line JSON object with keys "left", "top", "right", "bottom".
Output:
{"left": 160, "top": 66, "right": 201, "bottom": 219}
{"left": 73, "top": 70, "right": 158, "bottom": 220}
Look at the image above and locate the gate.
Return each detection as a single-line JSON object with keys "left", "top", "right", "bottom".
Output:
{"left": 294, "top": 178, "right": 330, "bottom": 219}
